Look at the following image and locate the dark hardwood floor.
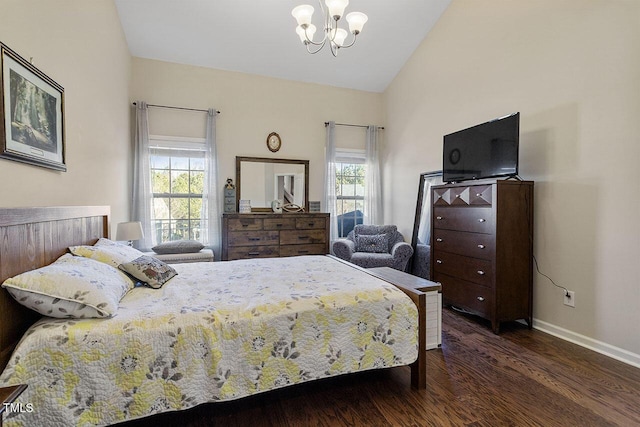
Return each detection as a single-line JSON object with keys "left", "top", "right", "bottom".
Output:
{"left": 120, "top": 308, "right": 640, "bottom": 426}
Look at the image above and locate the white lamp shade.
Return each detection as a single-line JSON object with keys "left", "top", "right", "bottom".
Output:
{"left": 296, "top": 24, "right": 316, "bottom": 43}
{"left": 116, "top": 221, "right": 144, "bottom": 241}
{"left": 346, "top": 11, "right": 368, "bottom": 34}
{"left": 325, "top": 0, "right": 349, "bottom": 19}
{"left": 292, "top": 4, "right": 314, "bottom": 27}
{"left": 332, "top": 28, "right": 348, "bottom": 46}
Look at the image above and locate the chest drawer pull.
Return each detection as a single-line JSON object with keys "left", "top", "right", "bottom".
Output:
{"left": 436, "top": 259, "right": 442, "bottom": 264}
{"left": 298, "top": 235, "right": 309, "bottom": 239}
{"left": 477, "top": 270, "right": 485, "bottom": 275}
{"left": 436, "top": 216, "right": 444, "bottom": 220}
{"left": 477, "top": 296, "right": 485, "bottom": 302}
{"left": 478, "top": 218, "right": 486, "bottom": 223}
{"left": 477, "top": 244, "right": 485, "bottom": 249}
{"left": 248, "top": 237, "right": 261, "bottom": 241}
{"left": 436, "top": 238, "right": 443, "bottom": 242}
{"left": 248, "top": 251, "right": 260, "bottom": 256}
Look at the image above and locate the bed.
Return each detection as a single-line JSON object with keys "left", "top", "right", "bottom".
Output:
{"left": 0, "top": 206, "right": 428, "bottom": 427}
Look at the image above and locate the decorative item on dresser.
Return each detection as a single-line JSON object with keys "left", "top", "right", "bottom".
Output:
{"left": 222, "top": 212, "right": 329, "bottom": 260}
{"left": 430, "top": 179, "right": 534, "bottom": 333}
{"left": 224, "top": 178, "right": 236, "bottom": 213}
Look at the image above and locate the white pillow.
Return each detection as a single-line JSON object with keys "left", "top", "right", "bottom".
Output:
{"left": 69, "top": 238, "right": 145, "bottom": 268}
{"left": 1, "top": 254, "right": 133, "bottom": 318}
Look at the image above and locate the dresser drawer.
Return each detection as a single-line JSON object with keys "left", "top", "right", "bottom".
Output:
{"left": 433, "top": 251, "right": 493, "bottom": 287}
{"left": 227, "top": 231, "right": 279, "bottom": 246}
{"left": 435, "top": 272, "right": 493, "bottom": 318}
{"left": 264, "top": 217, "right": 296, "bottom": 230}
{"left": 227, "top": 217, "right": 264, "bottom": 231}
{"left": 433, "top": 229, "right": 494, "bottom": 260}
{"left": 296, "top": 217, "right": 326, "bottom": 229}
{"left": 433, "top": 185, "right": 492, "bottom": 206}
{"left": 433, "top": 207, "right": 494, "bottom": 234}
{"left": 280, "top": 244, "right": 327, "bottom": 257}
{"left": 280, "top": 229, "right": 326, "bottom": 245}
{"left": 228, "top": 245, "right": 279, "bottom": 260}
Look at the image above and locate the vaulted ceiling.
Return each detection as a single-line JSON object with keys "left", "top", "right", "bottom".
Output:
{"left": 115, "top": 0, "right": 451, "bottom": 93}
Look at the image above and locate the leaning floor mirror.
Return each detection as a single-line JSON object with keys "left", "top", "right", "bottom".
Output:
{"left": 410, "top": 171, "right": 443, "bottom": 279}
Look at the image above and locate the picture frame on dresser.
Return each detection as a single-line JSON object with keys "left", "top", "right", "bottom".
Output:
{"left": 0, "top": 42, "right": 66, "bottom": 171}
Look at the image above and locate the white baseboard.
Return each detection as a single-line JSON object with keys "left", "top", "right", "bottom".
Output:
{"left": 533, "top": 319, "right": 640, "bottom": 369}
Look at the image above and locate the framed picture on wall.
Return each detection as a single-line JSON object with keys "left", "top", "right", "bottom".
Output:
{"left": 0, "top": 42, "right": 66, "bottom": 171}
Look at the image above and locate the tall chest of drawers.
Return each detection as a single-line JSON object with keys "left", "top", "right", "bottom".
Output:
{"left": 222, "top": 213, "right": 330, "bottom": 261}
{"left": 430, "top": 180, "right": 533, "bottom": 333}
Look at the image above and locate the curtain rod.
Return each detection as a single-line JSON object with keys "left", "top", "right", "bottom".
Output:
{"left": 132, "top": 102, "right": 220, "bottom": 114}
{"left": 324, "top": 122, "right": 384, "bottom": 130}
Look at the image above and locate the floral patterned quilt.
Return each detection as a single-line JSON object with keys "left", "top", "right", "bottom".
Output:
{"left": 0, "top": 255, "right": 418, "bottom": 427}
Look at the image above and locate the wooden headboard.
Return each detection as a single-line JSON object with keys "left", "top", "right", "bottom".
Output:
{"left": 0, "top": 206, "right": 110, "bottom": 371}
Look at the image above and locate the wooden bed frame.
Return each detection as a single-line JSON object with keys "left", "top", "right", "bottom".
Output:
{"left": 0, "top": 206, "right": 428, "bottom": 391}
{"left": 0, "top": 206, "right": 110, "bottom": 371}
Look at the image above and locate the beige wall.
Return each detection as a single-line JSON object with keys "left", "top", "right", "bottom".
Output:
{"left": 0, "top": 0, "right": 132, "bottom": 233}
{"left": 131, "top": 58, "right": 384, "bottom": 208}
{"left": 384, "top": 0, "right": 640, "bottom": 358}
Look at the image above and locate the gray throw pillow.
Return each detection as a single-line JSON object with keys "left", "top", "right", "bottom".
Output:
{"left": 152, "top": 240, "right": 204, "bottom": 254}
{"left": 356, "top": 234, "right": 389, "bottom": 253}
{"left": 119, "top": 256, "right": 178, "bottom": 289}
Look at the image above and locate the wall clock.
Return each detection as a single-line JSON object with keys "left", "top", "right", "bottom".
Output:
{"left": 266, "top": 132, "right": 281, "bottom": 152}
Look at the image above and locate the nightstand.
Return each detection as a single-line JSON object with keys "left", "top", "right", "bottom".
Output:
{"left": 143, "top": 249, "right": 214, "bottom": 264}
{"left": 0, "top": 384, "right": 27, "bottom": 426}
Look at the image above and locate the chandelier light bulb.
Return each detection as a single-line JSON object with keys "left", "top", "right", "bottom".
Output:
{"left": 331, "top": 28, "right": 348, "bottom": 47}
{"left": 325, "top": 0, "right": 349, "bottom": 20}
{"left": 296, "top": 24, "right": 317, "bottom": 44}
{"left": 346, "top": 11, "right": 368, "bottom": 34}
{"left": 292, "top": 4, "right": 314, "bottom": 27}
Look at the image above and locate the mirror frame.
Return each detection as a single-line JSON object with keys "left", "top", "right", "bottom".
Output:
{"left": 409, "top": 170, "right": 442, "bottom": 277}
{"left": 236, "top": 156, "right": 310, "bottom": 213}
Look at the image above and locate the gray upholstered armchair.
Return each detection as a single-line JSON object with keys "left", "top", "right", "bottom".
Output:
{"left": 332, "top": 224, "right": 414, "bottom": 271}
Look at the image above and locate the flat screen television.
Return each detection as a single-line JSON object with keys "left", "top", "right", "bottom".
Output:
{"left": 443, "top": 112, "right": 519, "bottom": 183}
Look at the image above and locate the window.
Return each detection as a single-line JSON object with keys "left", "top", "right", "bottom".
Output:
{"left": 335, "top": 150, "right": 366, "bottom": 237}
{"left": 149, "top": 136, "right": 206, "bottom": 244}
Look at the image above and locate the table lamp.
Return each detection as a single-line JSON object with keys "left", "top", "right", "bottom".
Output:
{"left": 116, "top": 221, "right": 144, "bottom": 246}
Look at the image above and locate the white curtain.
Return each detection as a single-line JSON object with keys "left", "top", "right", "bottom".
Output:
{"left": 323, "top": 121, "right": 339, "bottom": 242}
{"left": 131, "top": 101, "right": 155, "bottom": 250}
{"left": 201, "top": 108, "right": 221, "bottom": 259}
{"left": 364, "top": 125, "right": 382, "bottom": 225}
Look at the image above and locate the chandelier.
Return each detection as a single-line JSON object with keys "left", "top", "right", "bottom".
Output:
{"left": 292, "top": 0, "right": 368, "bottom": 57}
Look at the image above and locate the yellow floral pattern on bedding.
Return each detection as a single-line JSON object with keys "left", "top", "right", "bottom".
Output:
{"left": 0, "top": 256, "right": 418, "bottom": 427}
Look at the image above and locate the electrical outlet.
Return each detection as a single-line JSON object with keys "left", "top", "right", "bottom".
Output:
{"left": 563, "top": 291, "right": 575, "bottom": 308}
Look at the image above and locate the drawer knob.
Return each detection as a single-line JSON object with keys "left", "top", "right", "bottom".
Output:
{"left": 455, "top": 194, "right": 460, "bottom": 198}
{"left": 477, "top": 270, "right": 485, "bottom": 275}
{"left": 436, "top": 216, "right": 444, "bottom": 220}
{"left": 478, "top": 218, "right": 486, "bottom": 223}
{"left": 477, "top": 296, "right": 485, "bottom": 302}
{"left": 476, "top": 193, "right": 482, "bottom": 197}
{"left": 477, "top": 244, "right": 485, "bottom": 249}
{"left": 436, "top": 238, "right": 443, "bottom": 242}
{"left": 436, "top": 259, "right": 442, "bottom": 264}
